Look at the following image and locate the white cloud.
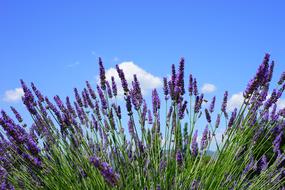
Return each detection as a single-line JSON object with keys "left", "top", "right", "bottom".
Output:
{"left": 228, "top": 92, "right": 244, "bottom": 111}
{"left": 3, "top": 88, "right": 24, "bottom": 102}
{"left": 100, "top": 61, "right": 162, "bottom": 97}
{"left": 67, "top": 61, "right": 80, "bottom": 68}
{"left": 277, "top": 99, "right": 285, "bottom": 110}
{"left": 201, "top": 83, "right": 216, "bottom": 93}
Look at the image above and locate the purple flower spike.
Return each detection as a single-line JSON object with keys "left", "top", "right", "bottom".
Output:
{"left": 221, "top": 91, "right": 228, "bottom": 113}
{"left": 111, "top": 76, "right": 118, "bottom": 97}
{"left": 89, "top": 155, "right": 119, "bottom": 187}
{"left": 191, "top": 130, "right": 198, "bottom": 157}
{"left": 152, "top": 89, "right": 160, "bottom": 116}
{"left": 178, "top": 101, "right": 188, "bottom": 119}
{"left": 215, "top": 114, "right": 221, "bottom": 128}
{"left": 193, "top": 78, "right": 198, "bottom": 96}
{"left": 125, "top": 95, "right": 133, "bottom": 116}
{"left": 98, "top": 57, "right": 106, "bottom": 90}
{"left": 86, "top": 81, "right": 97, "bottom": 99}
{"left": 148, "top": 110, "right": 153, "bottom": 124}
{"left": 106, "top": 81, "right": 113, "bottom": 99}
{"left": 10, "top": 107, "right": 23, "bottom": 123}
{"left": 189, "top": 74, "right": 193, "bottom": 96}
{"left": 278, "top": 71, "right": 285, "bottom": 85}
{"left": 205, "top": 109, "right": 211, "bottom": 123}
{"left": 97, "top": 85, "right": 107, "bottom": 111}
{"left": 31, "top": 82, "right": 44, "bottom": 102}
{"left": 176, "top": 58, "right": 185, "bottom": 95}
{"left": 176, "top": 150, "right": 183, "bottom": 166}
{"left": 200, "top": 126, "right": 209, "bottom": 151}
{"left": 116, "top": 65, "right": 129, "bottom": 94}
{"left": 74, "top": 88, "right": 83, "bottom": 107}
{"left": 228, "top": 108, "right": 237, "bottom": 129}
{"left": 163, "top": 77, "right": 169, "bottom": 100}
{"left": 209, "top": 96, "right": 216, "bottom": 113}
{"left": 273, "top": 132, "right": 283, "bottom": 156}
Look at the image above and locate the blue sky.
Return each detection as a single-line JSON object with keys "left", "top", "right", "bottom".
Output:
{"left": 0, "top": 1, "right": 285, "bottom": 139}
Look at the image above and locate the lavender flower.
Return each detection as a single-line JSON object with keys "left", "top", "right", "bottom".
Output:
{"left": 86, "top": 81, "right": 97, "bottom": 99}
{"left": 176, "top": 150, "right": 183, "bottom": 166}
{"left": 111, "top": 76, "right": 118, "bottom": 97}
{"left": 116, "top": 65, "right": 129, "bottom": 94}
{"left": 189, "top": 74, "right": 193, "bottom": 96}
{"left": 128, "top": 119, "right": 134, "bottom": 137}
{"left": 98, "top": 57, "right": 106, "bottom": 90}
{"left": 193, "top": 78, "right": 198, "bottom": 96}
{"left": 152, "top": 89, "right": 160, "bottom": 116}
{"left": 205, "top": 109, "right": 211, "bottom": 123}
{"left": 191, "top": 130, "right": 198, "bottom": 157}
{"left": 163, "top": 77, "right": 169, "bottom": 100}
{"left": 176, "top": 58, "right": 185, "bottom": 95}
{"left": 10, "top": 107, "right": 22, "bottom": 123}
{"left": 228, "top": 108, "right": 237, "bottom": 129}
{"left": 74, "top": 88, "right": 83, "bottom": 107}
{"left": 97, "top": 85, "right": 108, "bottom": 111}
{"left": 221, "top": 91, "right": 228, "bottom": 113}
{"left": 31, "top": 82, "right": 44, "bottom": 102}
{"left": 200, "top": 126, "right": 209, "bottom": 151}
{"left": 278, "top": 71, "right": 285, "bottom": 85}
{"left": 89, "top": 155, "right": 119, "bottom": 187}
{"left": 273, "top": 132, "right": 283, "bottom": 156}
{"left": 106, "top": 81, "right": 113, "bottom": 99}
{"left": 125, "top": 95, "right": 133, "bottom": 116}
{"left": 259, "top": 155, "right": 268, "bottom": 171}
{"left": 215, "top": 114, "right": 221, "bottom": 129}
{"left": 209, "top": 96, "right": 216, "bottom": 113}
{"left": 178, "top": 101, "right": 187, "bottom": 119}
{"left": 148, "top": 110, "right": 153, "bottom": 124}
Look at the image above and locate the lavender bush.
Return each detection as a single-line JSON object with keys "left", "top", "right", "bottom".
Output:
{"left": 1, "top": 54, "right": 285, "bottom": 189}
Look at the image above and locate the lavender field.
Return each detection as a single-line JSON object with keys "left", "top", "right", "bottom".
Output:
{"left": 0, "top": 54, "right": 285, "bottom": 189}
{"left": 1, "top": 1, "right": 285, "bottom": 190}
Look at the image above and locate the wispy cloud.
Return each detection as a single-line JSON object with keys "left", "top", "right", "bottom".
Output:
{"left": 112, "top": 57, "right": 120, "bottom": 62}
{"left": 277, "top": 98, "right": 285, "bottom": 110}
{"left": 3, "top": 88, "right": 24, "bottom": 103}
{"left": 67, "top": 61, "right": 80, "bottom": 68}
{"left": 98, "top": 61, "right": 162, "bottom": 97}
{"left": 201, "top": 83, "right": 216, "bottom": 93}
{"left": 228, "top": 92, "right": 244, "bottom": 111}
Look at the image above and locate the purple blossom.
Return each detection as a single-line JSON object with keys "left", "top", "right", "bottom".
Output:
{"left": 116, "top": 65, "right": 129, "bottom": 94}
{"left": 74, "top": 88, "right": 83, "bottom": 107}
{"left": 221, "top": 91, "right": 228, "bottom": 113}
{"left": 205, "top": 109, "right": 211, "bottom": 123}
{"left": 228, "top": 108, "right": 237, "bottom": 129}
{"left": 189, "top": 74, "right": 193, "bottom": 96}
{"left": 209, "top": 96, "right": 216, "bottom": 113}
{"left": 176, "top": 58, "right": 185, "bottom": 95}
{"left": 111, "top": 76, "right": 118, "bottom": 97}
{"left": 163, "top": 77, "right": 169, "bottom": 100}
{"left": 148, "top": 110, "right": 153, "bottom": 124}
{"left": 200, "top": 126, "right": 209, "bottom": 151}
{"left": 106, "top": 81, "right": 113, "bottom": 99}
{"left": 152, "top": 89, "right": 160, "bottom": 116}
{"left": 215, "top": 114, "right": 221, "bottom": 128}
{"left": 176, "top": 150, "right": 183, "bottom": 166}
{"left": 86, "top": 81, "right": 97, "bottom": 99}
{"left": 273, "top": 132, "right": 283, "bottom": 156}
{"left": 178, "top": 101, "right": 187, "bottom": 119}
{"left": 259, "top": 155, "right": 268, "bottom": 171}
{"left": 194, "top": 94, "right": 203, "bottom": 113}
{"left": 97, "top": 85, "right": 108, "bottom": 111}
{"left": 99, "top": 57, "right": 106, "bottom": 90}
{"left": 171, "top": 64, "right": 176, "bottom": 86}
{"left": 278, "top": 71, "right": 285, "bottom": 85}
{"left": 191, "top": 130, "right": 198, "bottom": 157}
{"left": 10, "top": 106, "right": 23, "bottom": 123}
{"left": 125, "top": 95, "right": 133, "bottom": 116}
{"left": 89, "top": 155, "right": 119, "bottom": 187}
{"left": 193, "top": 78, "right": 198, "bottom": 96}
{"left": 128, "top": 119, "right": 134, "bottom": 136}
{"left": 31, "top": 82, "right": 44, "bottom": 102}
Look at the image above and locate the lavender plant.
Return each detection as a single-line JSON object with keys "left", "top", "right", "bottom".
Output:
{"left": 0, "top": 54, "right": 285, "bottom": 189}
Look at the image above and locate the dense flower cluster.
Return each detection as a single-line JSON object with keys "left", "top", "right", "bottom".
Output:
{"left": 0, "top": 54, "right": 285, "bottom": 189}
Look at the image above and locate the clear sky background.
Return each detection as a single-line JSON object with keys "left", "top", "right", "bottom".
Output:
{"left": 0, "top": 1, "right": 285, "bottom": 144}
